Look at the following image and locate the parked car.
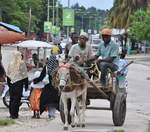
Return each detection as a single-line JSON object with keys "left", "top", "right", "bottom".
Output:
{"left": 91, "top": 38, "right": 102, "bottom": 54}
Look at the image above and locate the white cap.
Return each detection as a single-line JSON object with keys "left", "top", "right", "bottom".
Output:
{"left": 80, "top": 32, "right": 88, "bottom": 39}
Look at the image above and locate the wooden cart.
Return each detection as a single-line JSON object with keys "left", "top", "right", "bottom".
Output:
{"left": 87, "top": 75, "right": 127, "bottom": 126}
{"left": 59, "top": 62, "right": 132, "bottom": 126}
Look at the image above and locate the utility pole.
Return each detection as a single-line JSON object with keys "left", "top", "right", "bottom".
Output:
{"left": 95, "top": 17, "right": 97, "bottom": 30}
{"left": 47, "top": 0, "right": 50, "bottom": 42}
{"left": 82, "top": 15, "right": 84, "bottom": 29}
{"left": 89, "top": 17, "right": 91, "bottom": 29}
{"left": 53, "top": 0, "right": 55, "bottom": 25}
{"left": 67, "top": 0, "right": 70, "bottom": 41}
{"left": 47, "top": 0, "right": 50, "bottom": 22}
{"left": 27, "top": 7, "right": 32, "bottom": 38}
{"left": 56, "top": 1, "right": 59, "bottom": 27}
{"left": 68, "top": 0, "right": 70, "bottom": 7}
{"left": 0, "top": 8, "right": 2, "bottom": 21}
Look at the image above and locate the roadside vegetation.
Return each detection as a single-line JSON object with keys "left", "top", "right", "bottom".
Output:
{"left": 147, "top": 122, "right": 150, "bottom": 132}
{"left": 114, "top": 129, "right": 124, "bottom": 132}
{"left": 0, "top": 119, "right": 15, "bottom": 126}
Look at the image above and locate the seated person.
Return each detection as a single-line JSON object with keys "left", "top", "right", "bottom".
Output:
{"left": 68, "top": 32, "right": 92, "bottom": 80}
{"left": 89, "top": 28, "right": 119, "bottom": 87}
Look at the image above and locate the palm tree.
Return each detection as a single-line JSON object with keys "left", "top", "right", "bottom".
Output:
{"left": 109, "top": 0, "right": 148, "bottom": 29}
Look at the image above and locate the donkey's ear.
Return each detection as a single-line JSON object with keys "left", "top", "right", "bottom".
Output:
{"left": 70, "top": 66, "right": 82, "bottom": 83}
{"left": 69, "top": 66, "right": 77, "bottom": 75}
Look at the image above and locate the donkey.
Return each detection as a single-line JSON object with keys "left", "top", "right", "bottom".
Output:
{"left": 53, "top": 63, "right": 88, "bottom": 130}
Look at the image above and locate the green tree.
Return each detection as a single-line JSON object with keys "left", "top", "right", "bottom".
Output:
{"left": 129, "top": 9, "right": 150, "bottom": 42}
{"left": 0, "top": 0, "right": 63, "bottom": 33}
{"left": 109, "top": 0, "right": 148, "bottom": 29}
{"left": 0, "top": 0, "right": 44, "bottom": 32}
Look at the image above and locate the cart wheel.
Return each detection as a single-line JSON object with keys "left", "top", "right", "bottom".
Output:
{"left": 112, "top": 92, "right": 126, "bottom": 126}
{"left": 109, "top": 94, "right": 115, "bottom": 110}
{"left": 59, "top": 99, "right": 71, "bottom": 124}
{"left": 2, "top": 90, "right": 10, "bottom": 108}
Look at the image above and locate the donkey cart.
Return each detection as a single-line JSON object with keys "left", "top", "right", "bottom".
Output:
{"left": 59, "top": 61, "right": 132, "bottom": 127}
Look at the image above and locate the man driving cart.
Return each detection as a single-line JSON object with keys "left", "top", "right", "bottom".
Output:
{"left": 89, "top": 28, "right": 119, "bottom": 88}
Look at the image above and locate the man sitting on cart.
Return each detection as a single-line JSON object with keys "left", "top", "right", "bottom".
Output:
{"left": 89, "top": 28, "right": 119, "bottom": 88}
{"left": 68, "top": 32, "right": 92, "bottom": 80}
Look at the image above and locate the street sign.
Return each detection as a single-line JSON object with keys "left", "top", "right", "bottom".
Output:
{"left": 55, "top": 27, "right": 60, "bottom": 35}
{"left": 71, "top": 27, "right": 75, "bottom": 32}
{"left": 44, "top": 21, "right": 52, "bottom": 33}
{"left": 80, "top": 29, "right": 84, "bottom": 33}
{"left": 63, "top": 9, "right": 74, "bottom": 26}
{"left": 52, "top": 26, "right": 57, "bottom": 34}
{"left": 94, "top": 30, "right": 97, "bottom": 34}
{"left": 88, "top": 29, "right": 92, "bottom": 34}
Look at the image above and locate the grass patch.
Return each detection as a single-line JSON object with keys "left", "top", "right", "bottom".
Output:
{"left": 114, "top": 129, "right": 125, "bottom": 132}
{"left": 0, "top": 119, "right": 15, "bottom": 126}
{"left": 148, "top": 122, "right": 150, "bottom": 132}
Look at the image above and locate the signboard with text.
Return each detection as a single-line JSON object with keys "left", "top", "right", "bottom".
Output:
{"left": 80, "top": 29, "right": 84, "bottom": 33}
{"left": 88, "top": 29, "right": 92, "bottom": 34}
{"left": 71, "top": 27, "right": 75, "bottom": 32}
{"left": 44, "top": 21, "right": 52, "bottom": 33}
{"left": 55, "top": 27, "right": 60, "bottom": 35}
{"left": 63, "top": 9, "right": 74, "bottom": 26}
{"left": 52, "top": 26, "right": 56, "bottom": 34}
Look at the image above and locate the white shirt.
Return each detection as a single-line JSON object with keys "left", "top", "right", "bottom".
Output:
{"left": 68, "top": 43, "right": 92, "bottom": 62}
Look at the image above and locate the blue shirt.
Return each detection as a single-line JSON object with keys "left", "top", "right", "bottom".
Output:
{"left": 96, "top": 40, "right": 119, "bottom": 65}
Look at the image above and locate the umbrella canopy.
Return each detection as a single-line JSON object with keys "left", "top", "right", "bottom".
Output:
{"left": 0, "top": 30, "right": 25, "bottom": 44}
{"left": 14, "top": 40, "right": 53, "bottom": 49}
{"left": 0, "top": 22, "right": 23, "bottom": 33}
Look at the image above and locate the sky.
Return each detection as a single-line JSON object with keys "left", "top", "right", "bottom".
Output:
{"left": 60, "top": 0, "right": 114, "bottom": 10}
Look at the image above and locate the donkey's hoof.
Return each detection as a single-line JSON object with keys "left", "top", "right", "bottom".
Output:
{"left": 82, "top": 124, "right": 85, "bottom": 128}
{"left": 77, "top": 124, "right": 80, "bottom": 127}
{"left": 71, "top": 125, "right": 75, "bottom": 128}
{"left": 63, "top": 126, "right": 68, "bottom": 130}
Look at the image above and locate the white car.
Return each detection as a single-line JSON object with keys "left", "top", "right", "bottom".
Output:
{"left": 91, "top": 38, "right": 102, "bottom": 54}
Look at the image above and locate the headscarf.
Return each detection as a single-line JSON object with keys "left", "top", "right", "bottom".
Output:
{"left": 0, "top": 62, "right": 6, "bottom": 82}
{"left": 0, "top": 62, "right": 5, "bottom": 76}
{"left": 7, "top": 51, "right": 28, "bottom": 83}
{"left": 47, "top": 55, "right": 58, "bottom": 76}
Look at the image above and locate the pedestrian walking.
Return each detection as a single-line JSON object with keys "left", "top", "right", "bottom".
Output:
{"left": 7, "top": 51, "right": 28, "bottom": 119}
{"left": 30, "top": 71, "right": 44, "bottom": 119}
{"left": 33, "top": 55, "right": 60, "bottom": 119}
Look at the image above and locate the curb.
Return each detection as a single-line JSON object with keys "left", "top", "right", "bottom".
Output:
{"left": 134, "top": 61, "right": 150, "bottom": 67}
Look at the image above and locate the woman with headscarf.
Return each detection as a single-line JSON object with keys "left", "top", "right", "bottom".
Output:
{"left": 7, "top": 51, "right": 28, "bottom": 119}
{"left": 33, "top": 55, "right": 60, "bottom": 119}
